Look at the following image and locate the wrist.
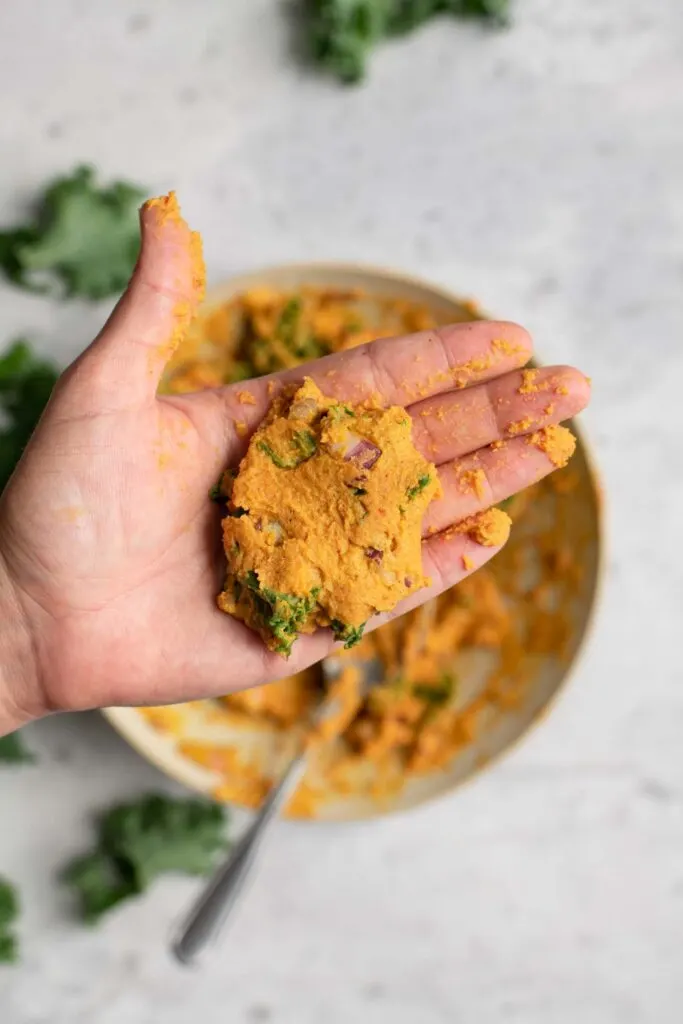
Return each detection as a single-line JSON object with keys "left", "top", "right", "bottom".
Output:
{"left": 0, "top": 550, "right": 42, "bottom": 736}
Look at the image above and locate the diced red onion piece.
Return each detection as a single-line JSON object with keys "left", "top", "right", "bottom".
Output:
{"left": 344, "top": 438, "right": 382, "bottom": 469}
{"left": 365, "top": 547, "right": 384, "bottom": 564}
{"left": 404, "top": 577, "right": 413, "bottom": 588}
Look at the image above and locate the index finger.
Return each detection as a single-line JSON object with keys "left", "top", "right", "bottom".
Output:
{"left": 197, "top": 320, "right": 533, "bottom": 449}
{"left": 279, "top": 319, "right": 532, "bottom": 406}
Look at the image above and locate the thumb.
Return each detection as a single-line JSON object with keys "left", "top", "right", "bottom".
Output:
{"left": 62, "top": 192, "right": 205, "bottom": 412}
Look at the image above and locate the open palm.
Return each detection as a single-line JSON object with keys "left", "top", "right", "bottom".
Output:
{"left": 0, "top": 199, "right": 590, "bottom": 730}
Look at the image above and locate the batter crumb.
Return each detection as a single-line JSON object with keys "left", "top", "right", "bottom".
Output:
{"left": 518, "top": 368, "right": 541, "bottom": 394}
{"left": 458, "top": 468, "right": 487, "bottom": 499}
{"left": 491, "top": 338, "right": 526, "bottom": 358}
{"left": 527, "top": 424, "right": 576, "bottom": 468}
{"left": 506, "top": 416, "right": 534, "bottom": 436}
{"left": 452, "top": 508, "right": 511, "bottom": 547}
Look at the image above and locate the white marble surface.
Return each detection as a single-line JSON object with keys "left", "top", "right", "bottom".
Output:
{"left": 1, "top": 0, "right": 682, "bottom": 1021}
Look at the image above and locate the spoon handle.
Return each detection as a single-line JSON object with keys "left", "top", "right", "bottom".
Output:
{"left": 172, "top": 748, "right": 307, "bottom": 965}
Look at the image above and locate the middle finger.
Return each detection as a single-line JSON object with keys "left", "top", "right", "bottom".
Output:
{"left": 409, "top": 364, "right": 590, "bottom": 465}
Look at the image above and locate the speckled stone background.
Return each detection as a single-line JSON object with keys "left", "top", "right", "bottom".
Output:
{"left": 1, "top": 1, "right": 682, "bottom": 1021}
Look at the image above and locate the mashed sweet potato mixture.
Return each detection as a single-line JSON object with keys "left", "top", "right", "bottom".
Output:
{"left": 150, "top": 287, "right": 587, "bottom": 817}
{"left": 217, "top": 377, "right": 438, "bottom": 655}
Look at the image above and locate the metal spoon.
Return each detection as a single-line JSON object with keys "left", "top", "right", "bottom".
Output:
{"left": 171, "top": 656, "right": 381, "bottom": 965}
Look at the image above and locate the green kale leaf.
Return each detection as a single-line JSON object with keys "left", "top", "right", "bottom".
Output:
{"left": 331, "top": 619, "right": 367, "bottom": 649}
{"left": 412, "top": 672, "right": 457, "bottom": 706}
{"left": 225, "top": 360, "right": 253, "bottom": 384}
{"left": 61, "top": 853, "right": 138, "bottom": 925}
{"left": 0, "top": 730, "right": 35, "bottom": 764}
{"left": 327, "top": 404, "right": 356, "bottom": 426}
{"left": 0, "top": 340, "right": 59, "bottom": 493}
{"left": 306, "top": 0, "right": 388, "bottom": 83}
{"left": 0, "top": 877, "right": 19, "bottom": 963}
{"left": 244, "top": 571, "right": 321, "bottom": 657}
{"left": 304, "top": 0, "right": 510, "bottom": 83}
{"left": 0, "top": 165, "right": 145, "bottom": 299}
{"left": 258, "top": 430, "right": 317, "bottom": 469}
{"left": 62, "top": 794, "right": 228, "bottom": 923}
{"left": 406, "top": 473, "right": 431, "bottom": 501}
{"left": 276, "top": 297, "right": 328, "bottom": 361}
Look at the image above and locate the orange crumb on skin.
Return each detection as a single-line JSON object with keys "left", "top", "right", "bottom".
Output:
{"left": 451, "top": 353, "right": 493, "bottom": 389}
{"left": 462, "top": 554, "right": 475, "bottom": 571}
{"left": 527, "top": 424, "right": 576, "bottom": 468}
{"left": 235, "top": 420, "right": 249, "bottom": 438}
{"left": 554, "top": 382, "right": 569, "bottom": 396}
{"left": 450, "top": 508, "right": 511, "bottom": 547}
{"left": 518, "top": 368, "right": 542, "bottom": 394}
{"left": 144, "top": 190, "right": 185, "bottom": 226}
{"left": 490, "top": 439, "right": 506, "bottom": 451}
{"left": 458, "top": 467, "right": 487, "bottom": 499}
{"left": 544, "top": 403, "right": 555, "bottom": 416}
{"left": 189, "top": 235, "right": 205, "bottom": 299}
{"left": 417, "top": 333, "right": 525, "bottom": 397}
{"left": 57, "top": 506, "right": 86, "bottom": 524}
{"left": 491, "top": 338, "right": 526, "bottom": 358}
{"left": 506, "top": 416, "right": 535, "bottom": 436}
{"left": 237, "top": 390, "right": 257, "bottom": 406}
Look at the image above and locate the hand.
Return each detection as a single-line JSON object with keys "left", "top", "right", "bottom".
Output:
{"left": 0, "top": 198, "right": 590, "bottom": 734}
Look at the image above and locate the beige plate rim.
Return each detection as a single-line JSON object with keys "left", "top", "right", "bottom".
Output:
{"left": 103, "top": 261, "right": 605, "bottom": 823}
